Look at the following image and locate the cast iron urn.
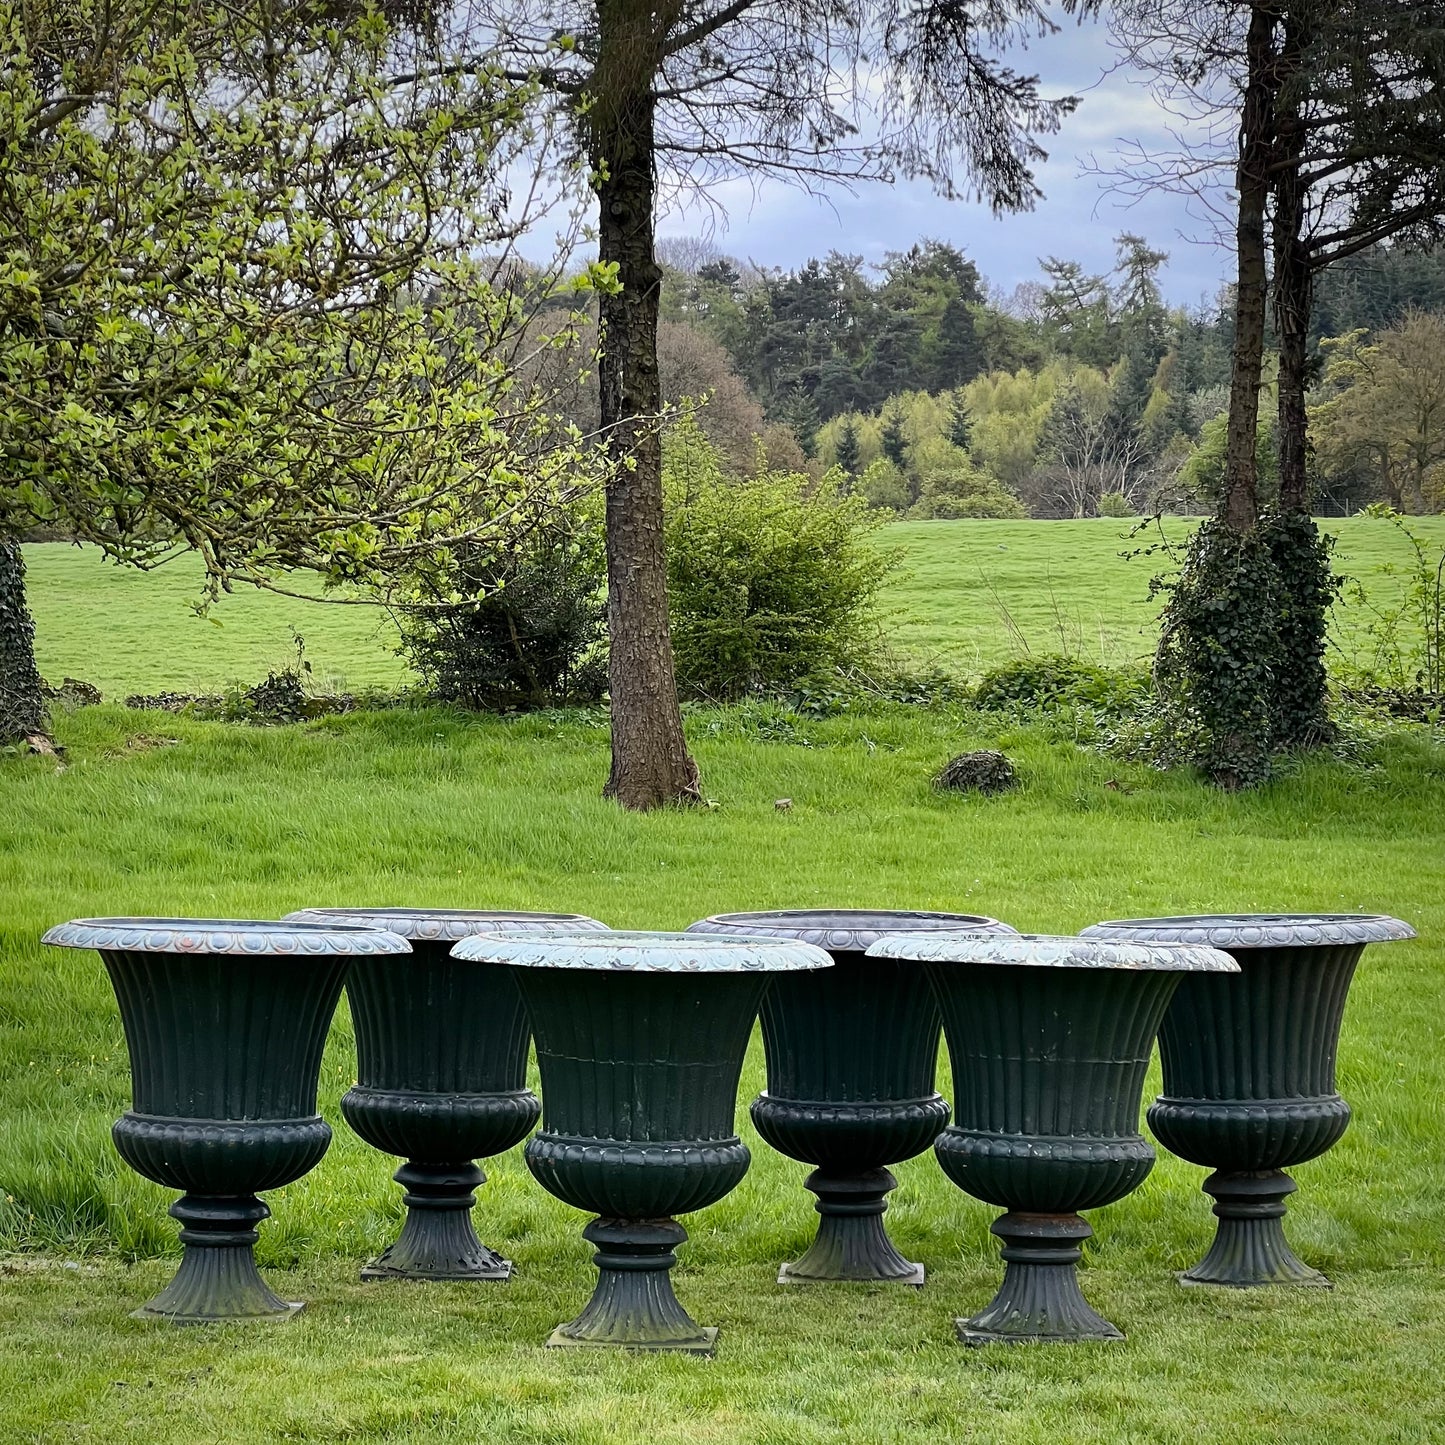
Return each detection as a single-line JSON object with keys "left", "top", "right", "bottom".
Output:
{"left": 451, "top": 929, "right": 831, "bottom": 1353}
{"left": 687, "top": 909, "right": 1016, "bottom": 1285}
{"left": 867, "top": 931, "right": 1237, "bottom": 1344}
{"left": 1081, "top": 913, "right": 1416, "bottom": 1288}
{"left": 285, "top": 908, "right": 608, "bottom": 1281}
{"left": 41, "top": 917, "right": 410, "bottom": 1322}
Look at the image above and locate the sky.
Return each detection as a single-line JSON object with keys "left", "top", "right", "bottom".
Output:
{"left": 654, "top": 17, "right": 1234, "bottom": 309}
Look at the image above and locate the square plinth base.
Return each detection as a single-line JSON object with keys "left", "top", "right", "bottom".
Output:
{"left": 955, "top": 1318, "right": 1123, "bottom": 1348}
{"left": 778, "top": 1261, "right": 925, "bottom": 1288}
{"left": 360, "top": 1260, "right": 513, "bottom": 1283}
{"left": 133, "top": 1301, "right": 305, "bottom": 1326}
{"left": 545, "top": 1326, "right": 718, "bottom": 1356}
{"left": 1176, "top": 1270, "right": 1331, "bottom": 1290}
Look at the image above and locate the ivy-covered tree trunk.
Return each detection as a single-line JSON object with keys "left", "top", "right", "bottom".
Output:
{"left": 1158, "top": 3, "right": 1281, "bottom": 788}
{"left": 1268, "top": 7, "right": 1336, "bottom": 750}
{"left": 0, "top": 539, "right": 48, "bottom": 744}
{"left": 590, "top": 4, "right": 700, "bottom": 810}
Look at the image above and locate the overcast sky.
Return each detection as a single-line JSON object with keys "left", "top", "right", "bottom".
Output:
{"left": 655, "top": 17, "right": 1234, "bottom": 309}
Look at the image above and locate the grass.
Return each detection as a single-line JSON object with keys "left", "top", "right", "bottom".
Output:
{"left": 2, "top": 699, "right": 1444, "bottom": 1442}
{"left": 26, "top": 513, "right": 1445, "bottom": 694}
{"left": 24, "top": 547, "right": 405, "bottom": 697}
{"left": 883, "top": 513, "right": 1445, "bottom": 674}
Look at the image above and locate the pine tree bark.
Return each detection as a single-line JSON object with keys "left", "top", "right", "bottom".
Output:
{"left": 0, "top": 539, "right": 49, "bottom": 744}
{"left": 1222, "top": 3, "right": 1280, "bottom": 536}
{"left": 590, "top": 5, "right": 700, "bottom": 810}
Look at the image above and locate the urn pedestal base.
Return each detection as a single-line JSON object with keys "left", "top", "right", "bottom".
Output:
{"left": 778, "top": 1168, "right": 924, "bottom": 1286}
{"left": 360, "top": 1161, "right": 511, "bottom": 1282}
{"left": 547, "top": 1218, "right": 716, "bottom": 1355}
{"left": 1179, "top": 1169, "right": 1331, "bottom": 1289}
{"left": 957, "top": 1213, "right": 1122, "bottom": 1347}
{"left": 135, "top": 1195, "right": 302, "bottom": 1325}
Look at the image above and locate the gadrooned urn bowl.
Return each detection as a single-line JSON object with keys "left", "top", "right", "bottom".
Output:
{"left": 868, "top": 932, "right": 1238, "bottom": 1344}
{"left": 687, "top": 909, "right": 1017, "bottom": 1286}
{"left": 284, "top": 908, "right": 609, "bottom": 1282}
{"left": 451, "top": 929, "right": 832, "bottom": 1354}
{"left": 41, "top": 917, "right": 410, "bottom": 1322}
{"left": 1081, "top": 913, "right": 1416, "bottom": 1288}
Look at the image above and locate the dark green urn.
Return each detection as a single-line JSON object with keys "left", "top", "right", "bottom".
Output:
{"left": 284, "top": 908, "right": 608, "bottom": 1282}
{"left": 1081, "top": 913, "right": 1416, "bottom": 1288}
{"left": 868, "top": 932, "right": 1237, "bottom": 1344}
{"left": 451, "top": 930, "right": 832, "bottom": 1353}
{"left": 41, "top": 917, "right": 409, "bottom": 1322}
{"left": 686, "top": 909, "right": 1016, "bottom": 1286}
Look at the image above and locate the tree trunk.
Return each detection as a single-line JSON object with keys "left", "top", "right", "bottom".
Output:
{"left": 1273, "top": 8, "right": 1310, "bottom": 516}
{"left": 1221, "top": 2, "right": 1279, "bottom": 535}
{"left": 590, "top": 32, "right": 700, "bottom": 810}
{"left": 0, "top": 539, "right": 49, "bottom": 744}
{"left": 1267, "top": 6, "right": 1334, "bottom": 751}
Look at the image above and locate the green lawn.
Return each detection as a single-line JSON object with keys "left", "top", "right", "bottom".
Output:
{"left": 2, "top": 702, "right": 1444, "bottom": 1442}
{"left": 26, "top": 513, "right": 1445, "bottom": 695}
{"left": 883, "top": 513, "right": 1445, "bottom": 674}
{"left": 24, "top": 547, "right": 406, "bottom": 697}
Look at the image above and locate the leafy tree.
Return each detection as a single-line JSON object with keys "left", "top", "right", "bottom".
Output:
{"left": 0, "top": 0, "right": 595, "bottom": 744}
{"left": 1314, "top": 315, "right": 1445, "bottom": 513}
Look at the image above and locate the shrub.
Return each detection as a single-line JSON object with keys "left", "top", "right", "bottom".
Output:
{"left": 1097, "top": 491, "right": 1133, "bottom": 518}
{"left": 973, "top": 654, "right": 1150, "bottom": 714}
{"left": 665, "top": 426, "right": 898, "bottom": 700}
{"left": 908, "top": 464, "right": 1028, "bottom": 520}
{"left": 397, "top": 506, "right": 608, "bottom": 710}
{"left": 858, "top": 457, "right": 912, "bottom": 513}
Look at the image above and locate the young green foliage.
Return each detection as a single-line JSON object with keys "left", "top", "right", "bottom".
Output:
{"left": 663, "top": 417, "right": 897, "bottom": 700}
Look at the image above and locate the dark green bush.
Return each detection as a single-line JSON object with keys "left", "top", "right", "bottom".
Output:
{"left": 973, "top": 654, "right": 1150, "bottom": 714}
{"left": 665, "top": 425, "right": 898, "bottom": 700}
{"left": 398, "top": 511, "right": 607, "bottom": 710}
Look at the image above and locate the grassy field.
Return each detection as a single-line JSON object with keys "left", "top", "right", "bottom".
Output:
{"left": 2, "top": 694, "right": 1444, "bottom": 1442}
{"left": 24, "top": 547, "right": 406, "bottom": 697}
{"left": 26, "top": 513, "right": 1445, "bottom": 695}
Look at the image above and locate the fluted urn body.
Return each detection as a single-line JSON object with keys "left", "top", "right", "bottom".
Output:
{"left": 1082, "top": 914, "right": 1416, "bottom": 1288}
{"left": 687, "top": 909, "right": 1016, "bottom": 1285}
{"left": 285, "top": 908, "right": 608, "bottom": 1281}
{"left": 41, "top": 917, "right": 409, "bottom": 1322}
{"left": 452, "top": 930, "right": 831, "bottom": 1353}
{"left": 868, "top": 932, "right": 1237, "bottom": 1344}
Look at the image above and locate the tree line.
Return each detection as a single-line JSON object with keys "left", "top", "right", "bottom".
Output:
{"left": 649, "top": 236, "right": 1445, "bottom": 522}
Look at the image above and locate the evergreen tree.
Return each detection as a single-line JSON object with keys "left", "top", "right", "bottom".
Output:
{"left": 948, "top": 392, "right": 975, "bottom": 452}
{"left": 927, "top": 294, "right": 986, "bottom": 391}
{"left": 881, "top": 409, "right": 909, "bottom": 469}
{"left": 835, "top": 418, "right": 863, "bottom": 477}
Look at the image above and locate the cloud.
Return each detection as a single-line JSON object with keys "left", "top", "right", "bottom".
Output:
{"left": 656, "top": 18, "right": 1232, "bottom": 307}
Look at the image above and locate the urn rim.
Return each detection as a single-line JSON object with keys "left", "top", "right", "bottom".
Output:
{"left": 685, "top": 908, "right": 1017, "bottom": 951}
{"left": 283, "top": 907, "right": 609, "bottom": 941}
{"left": 42, "top": 917, "right": 412, "bottom": 956}
{"left": 867, "top": 932, "right": 1238, "bottom": 972}
{"left": 1079, "top": 913, "right": 1417, "bottom": 949}
{"left": 451, "top": 928, "right": 833, "bottom": 972}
